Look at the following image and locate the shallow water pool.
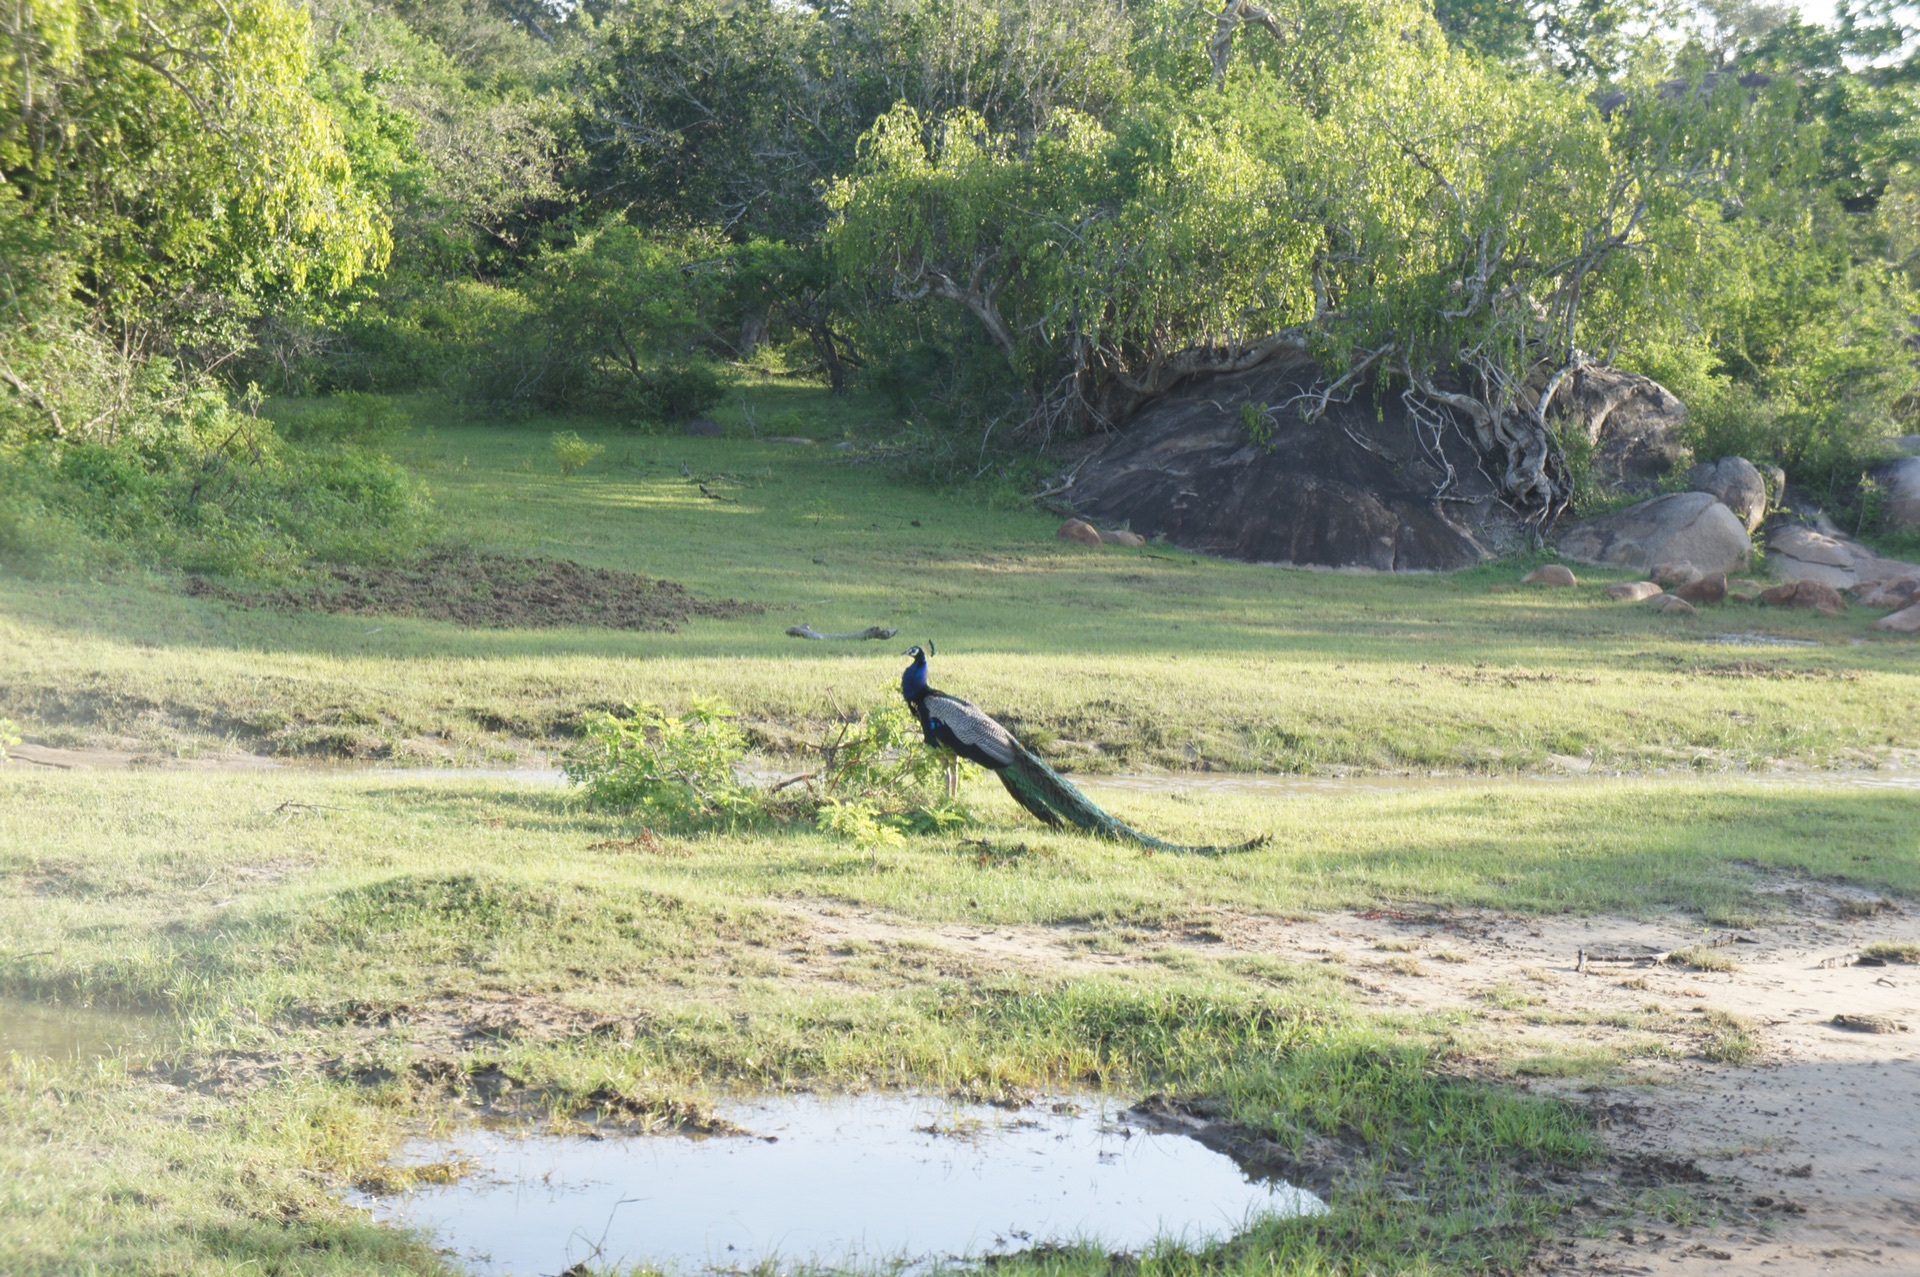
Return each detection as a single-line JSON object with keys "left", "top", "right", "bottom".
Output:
{"left": 355, "top": 1092, "right": 1320, "bottom": 1275}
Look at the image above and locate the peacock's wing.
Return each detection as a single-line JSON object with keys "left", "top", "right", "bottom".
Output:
{"left": 921, "top": 693, "right": 1019, "bottom": 770}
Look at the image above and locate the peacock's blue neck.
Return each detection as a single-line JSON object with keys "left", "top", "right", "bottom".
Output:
{"left": 901, "top": 657, "right": 928, "bottom": 703}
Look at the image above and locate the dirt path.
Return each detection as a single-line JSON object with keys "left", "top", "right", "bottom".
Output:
{"left": 786, "top": 885, "right": 1919, "bottom": 1274}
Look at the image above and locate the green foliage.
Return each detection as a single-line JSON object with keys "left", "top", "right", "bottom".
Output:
{"left": 564, "top": 699, "right": 964, "bottom": 843}
{"left": 463, "top": 221, "right": 730, "bottom": 423}
{"left": 271, "top": 393, "right": 409, "bottom": 446}
{"left": 0, "top": 378, "right": 433, "bottom": 579}
{"left": 550, "top": 431, "right": 604, "bottom": 476}
{"left": 565, "top": 702, "right": 759, "bottom": 824}
{"left": 1, "top": 0, "right": 390, "bottom": 346}
{"left": 0, "top": 718, "right": 18, "bottom": 761}
{"left": 1240, "top": 400, "right": 1276, "bottom": 449}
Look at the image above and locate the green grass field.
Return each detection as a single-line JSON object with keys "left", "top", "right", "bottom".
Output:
{"left": 3, "top": 386, "right": 1916, "bottom": 775}
{"left": 3, "top": 385, "right": 1918, "bottom": 1275}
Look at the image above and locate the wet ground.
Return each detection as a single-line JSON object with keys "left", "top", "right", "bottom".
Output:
{"left": 0, "top": 996, "right": 170, "bottom": 1062}
{"left": 354, "top": 1093, "right": 1320, "bottom": 1276}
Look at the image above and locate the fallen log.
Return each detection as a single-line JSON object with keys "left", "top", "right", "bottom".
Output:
{"left": 786, "top": 624, "right": 899, "bottom": 641}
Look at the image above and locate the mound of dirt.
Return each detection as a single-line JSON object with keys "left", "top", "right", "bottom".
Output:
{"left": 187, "top": 550, "right": 760, "bottom": 631}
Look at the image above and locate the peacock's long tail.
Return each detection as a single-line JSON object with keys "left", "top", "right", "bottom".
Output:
{"left": 993, "top": 742, "right": 1267, "bottom": 856}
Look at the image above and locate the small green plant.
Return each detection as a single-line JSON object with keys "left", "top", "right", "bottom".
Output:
{"left": 0, "top": 718, "right": 19, "bottom": 761}
{"left": 551, "top": 431, "right": 606, "bottom": 476}
{"left": 564, "top": 702, "right": 757, "bottom": 823}
{"left": 1697, "top": 1008, "right": 1761, "bottom": 1064}
{"left": 1669, "top": 945, "right": 1740, "bottom": 973}
{"left": 1239, "top": 399, "right": 1276, "bottom": 449}
{"left": 1863, "top": 941, "right": 1920, "bottom": 964}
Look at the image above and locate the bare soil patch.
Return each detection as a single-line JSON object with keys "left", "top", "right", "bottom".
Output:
{"left": 186, "top": 549, "right": 760, "bottom": 631}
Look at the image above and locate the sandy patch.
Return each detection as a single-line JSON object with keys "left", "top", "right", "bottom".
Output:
{"left": 781, "top": 886, "right": 1920, "bottom": 1274}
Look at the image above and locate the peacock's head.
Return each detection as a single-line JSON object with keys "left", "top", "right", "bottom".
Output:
{"left": 903, "top": 641, "right": 935, "bottom": 663}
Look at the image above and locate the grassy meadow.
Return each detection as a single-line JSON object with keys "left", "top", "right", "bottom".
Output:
{"left": 3, "top": 384, "right": 1919, "bottom": 1275}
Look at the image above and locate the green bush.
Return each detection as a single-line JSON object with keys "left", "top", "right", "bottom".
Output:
{"left": 564, "top": 701, "right": 966, "bottom": 842}
{"left": 551, "top": 430, "right": 606, "bottom": 476}
{"left": 0, "top": 718, "right": 20, "bottom": 761}
{"left": 564, "top": 702, "right": 760, "bottom": 823}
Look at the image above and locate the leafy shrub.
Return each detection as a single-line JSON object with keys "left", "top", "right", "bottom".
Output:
{"left": 0, "top": 718, "right": 19, "bottom": 761}
{"left": 564, "top": 703, "right": 760, "bottom": 823}
{"left": 551, "top": 431, "right": 606, "bottom": 476}
{"left": 564, "top": 700, "right": 966, "bottom": 843}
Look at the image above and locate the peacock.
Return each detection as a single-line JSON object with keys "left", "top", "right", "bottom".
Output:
{"left": 900, "top": 644, "right": 1267, "bottom": 855}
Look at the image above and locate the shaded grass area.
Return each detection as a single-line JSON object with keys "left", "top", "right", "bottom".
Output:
{"left": 4, "top": 767, "right": 1916, "bottom": 1273}
{"left": 2, "top": 388, "right": 1917, "bottom": 771}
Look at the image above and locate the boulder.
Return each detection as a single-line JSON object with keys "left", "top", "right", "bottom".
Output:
{"left": 1650, "top": 595, "right": 1697, "bottom": 617}
{"left": 1102, "top": 528, "right": 1147, "bottom": 547}
{"left": 1765, "top": 519, "right": 1920, "bottom": 589}
{"left": 1605, "top": 581, "right": 1664, "bottom": 602}
{"left": 1557, "top": 493, "right": 1752, "bottom": 575}
{"left": 1523, "top": 565, "right": 1578, "bottom": 587}
{"left": 1068, "top": 354, "right": 1527, "bottom": 570}
{"left": 1552, "top": 365, "right": 1692, "bottom": 491}
{"left": 1760, "top": 580, "right": 1848, "bottom": 613}
{"left": 1875, "top": 603, "right": 1920, "bottom": 633}
{"left": 1056, "top": 519, "right": 1103, "bottom": 546}
{"left": 1686, "top": 457, "right": 1769, "bottom": 533}
{"left": 1675, "top": 572, "right": 1727, "bottom": 605}
{"left": 1651, "top": 562, "right": 1703, "bottom": 587}
{"left": 1875, "top": 456, "right": 1920, "bottom": 530}
{"left": 1853, "top": 577, "right": 1920, "bottom": 609}
{"left": 682, "top": 417, "right": 724, "bottom": 437}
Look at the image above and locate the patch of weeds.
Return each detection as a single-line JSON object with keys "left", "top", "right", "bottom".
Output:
{"left": 353, "top": 1159, "right": 469, "bottom": 1195}
{"left": 1522, "top": 966, "right": 1560, "bottom": 984}
{"left": 1617, "top": 975, "right": 1652, "bottom": 990}
{"left": 1836, "top": 897, "right": 1897, "bottom": 920}
{"left": 1698, "top": 1008, "right": 1762, "bottom": 1064}
{"left": 582, "top": 1089, "right": 749, "bottom": 1135}
{"left": 1670, "top": 945, "right": 1740, "bottom": 973}
{"left": 1862, "top": 940, "right": 1920, "bottom": 964}
{"left": 1380, "top": 956, "right": 1426, "bottom": 977}
{"left": 1372, "top": 938, "right": 1418, "bottom": 952}
{"left": 1429, "top": 947, "right": 1470, "bottom": 964}
{"left": 1512, "top": 1046, "right": 1621, "bottom": 1078}
{"left": 1640, "top": 1185, "right": 1716, "bottom": 1228}
{"left": 1482, "top": 984, "right": 1543, "bottom": 1010}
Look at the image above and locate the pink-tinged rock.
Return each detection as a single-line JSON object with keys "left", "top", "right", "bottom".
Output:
{"left": 1651, "top": 562, "right": 1703, "bottom": 587}
{"left": 1760, "top": 580, "right": 1847, "bottom": 612}
{"left": 1853, "top": 577, "right": 1920, "bottom": 609}
{"left": 1676, "top": 572, "right": 1727, "bottom": 605}
{"left": 1522, "top": 564, "right": 1578, "bottom": 587}
{"left": 1056, "top": 519, "right": 1103, "bottom": 546}
{"left": 1874, "top": 603, "right": 1920, "bottom": 633}
{"left": 1650, "top": 595, "right": 1698, "bottom": 617}
{"left": 1605, "top": 581, "right": 1664, "bottom": 602}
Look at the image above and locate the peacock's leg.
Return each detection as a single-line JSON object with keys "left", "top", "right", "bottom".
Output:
{"left": 945, "top": 757, "right": 959, "bottom": 800}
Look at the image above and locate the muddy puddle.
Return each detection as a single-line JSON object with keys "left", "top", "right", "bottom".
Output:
{"left": 0, "top": 996, "right": 171, "bottom": 1061}
{"left": 353, "top": 1092, "right": 1319, "bottom": 1276}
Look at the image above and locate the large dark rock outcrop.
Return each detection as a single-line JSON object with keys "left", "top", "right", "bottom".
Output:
{"left": 1067, "top": 356, "right": 1524, "bottom": 571}
{"left": 1551, "top": 365, "right": 1691, "bottom": 492}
